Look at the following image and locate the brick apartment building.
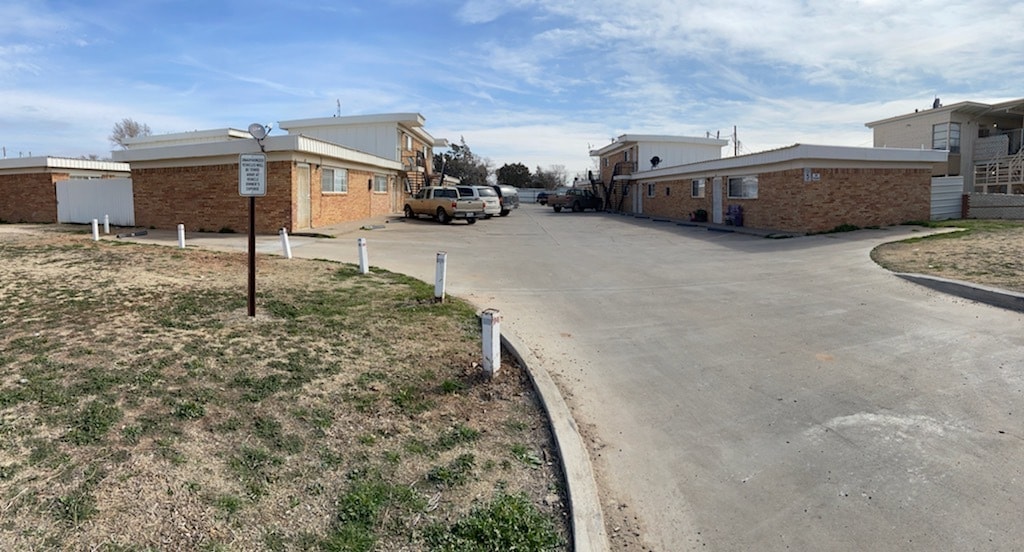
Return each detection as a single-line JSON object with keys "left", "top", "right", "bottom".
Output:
{"left": 591, "top": 141, "right": 947, "bottom": 234}
{"left": 110, "top": 113, "right": 447, "bottom": 233}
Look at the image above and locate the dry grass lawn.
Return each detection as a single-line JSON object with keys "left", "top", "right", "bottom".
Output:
{"left": 0, "top": 226, "right": 568, "bottom": 551}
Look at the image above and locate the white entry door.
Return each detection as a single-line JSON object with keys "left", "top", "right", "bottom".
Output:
{"left": 712, "top": 177, "right": 723, "bottom": 224}
{"left": 296, "top": 163, "right": 311, "bottom": 229}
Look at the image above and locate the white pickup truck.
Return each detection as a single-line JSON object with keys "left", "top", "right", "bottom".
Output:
{"left": 403, "top": 186, "right": 485, "bottom": 224}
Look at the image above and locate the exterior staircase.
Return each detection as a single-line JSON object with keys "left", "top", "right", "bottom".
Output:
{"left": 974, "top": 147, "right": 1024, "bottom": 193}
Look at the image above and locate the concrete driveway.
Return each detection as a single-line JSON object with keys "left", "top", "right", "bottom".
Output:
{"left": 182, "top": 205, "right": 1024, "bottom": 550}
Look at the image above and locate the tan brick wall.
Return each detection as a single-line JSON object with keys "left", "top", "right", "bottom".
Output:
{"left": 639, "top": 179, "right": 713, "bottom": 221}
{"left": 641, "top": 168, "right": 931, "bottom": 233}
{"left": 132, "top": 162, "right": 293, "bottom": 233}
{"left": 311, "top": 167, "right": 394, "bottom": 226}
{"left": 132, "top": 161, "right": 398, "bottom": 233}
{"left": 0, "top": 172, "right": 61, "bottom": 223}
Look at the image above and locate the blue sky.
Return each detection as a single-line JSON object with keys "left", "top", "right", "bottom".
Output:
{"left": 3, "top": 0, "right": 1022, "bottom": 178}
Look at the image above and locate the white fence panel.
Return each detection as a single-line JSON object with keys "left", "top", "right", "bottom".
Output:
{"left": 56, "top": 178, "right": 135, "bottom": 226}
{"left": 931, "top": 176, "right": 963, "bottom": 221}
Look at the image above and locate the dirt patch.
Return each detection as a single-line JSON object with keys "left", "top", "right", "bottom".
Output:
{"left": 871, "top": 223, "right": 1024, "bottom": 294}
{"left": 0, "top": 227, "right": 569, "bottom": 550}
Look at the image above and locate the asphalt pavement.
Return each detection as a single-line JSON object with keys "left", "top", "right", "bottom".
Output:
{"left": 105, "top": 205, "right": 1024, "bottom": 551}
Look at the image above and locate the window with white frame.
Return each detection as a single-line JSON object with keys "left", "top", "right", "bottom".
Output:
{"left": 625, "top": 150, "right": 631, "bottom": 162}
{"left": 405, "top": 134, "right": 413, "bottom": 151}
{"left": 727, "top": 175, "right": 758, "bottom": 199}
{"left": 322, "top": 167, "right": 348, "bottom": 193}
{"left": 932, "top": 122, "right": 961, "bottom": 153}
{"left": 647, "top": 183, "right": 656, "bottom": 197}
{"left": 691, "top": 178, "right": 706, "bottom": 198}
{"left": 373, "top": 174, "right": 388, "bottom": 193}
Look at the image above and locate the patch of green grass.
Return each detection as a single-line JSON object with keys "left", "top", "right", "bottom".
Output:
{"left": 426, "top": 453, "right": 475, "bottom": 488}
{"left": 321, "top": 470, "right": 426, "bottom": 552}
{"left": 52, "top": 486, "right": 97, "bottom": 526}
{"left": 228, "top": 446, "right": 283, "bottom": 498}
{"left": 510, "top": 444, "right": 543, "bottom": 468}
{"left": 173, "top": 400, "right": 205, "bottom": 420}
{"left": 424, "top": 492, "right": 563, "bottom": 551}
{"left": 252, "top": 415, "right": 303, "bottom": 454}
{"left": 434, "top": 424, "right": 480, "bottom": 452}
{"left": 440, "top": 379, "right": 465, "bottom": 394}
{"left": 390, "top": 384, "right": 434, "bottom": 415}
{"left": 66, "top": 399, "right": 122, "bottom": 446}
{"left": 213, "top": 494, "right": 243, "bottom": 516}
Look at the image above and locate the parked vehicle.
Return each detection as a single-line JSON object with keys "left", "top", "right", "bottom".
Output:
{"left": 490, "top": 184, "right": 520, "bottom": 216}
{"left": 536, "top": 191, "right": 549, "bottom": 205}
{"left": 457, "top": 185, "right": 501, "bottom": 218}
{"left": 404, "top": 186, "right": 485, "bottom": 224}
{"left": 549, "top": 188, "right": 604, "bottom": 212}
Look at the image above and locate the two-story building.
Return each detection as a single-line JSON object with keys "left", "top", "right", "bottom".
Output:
{"left": 866, "top": 98, "right": 1024, "bottom": 194}
{"left": 279, "top": 113, "right": 448, "bottom": 194}
{"left": 112, "top": 113, "right": 448, "bottom": 233}
{"left": 590, "top": 135, "right": 948, "bottom": 234}
{"left": 589, "top": 134, "right": 729, "bottom": 212}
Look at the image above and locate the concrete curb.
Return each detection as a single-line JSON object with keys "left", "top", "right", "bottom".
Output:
{"left": 499, "top": 329, "right": 610, "bottom": 552}
{"left": 895, "top": 272, "right": 1024, "bottom": 313}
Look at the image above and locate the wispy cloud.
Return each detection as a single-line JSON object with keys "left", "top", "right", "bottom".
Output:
{"left": 1, "top": 0, "right": 1021, "bottom": 174}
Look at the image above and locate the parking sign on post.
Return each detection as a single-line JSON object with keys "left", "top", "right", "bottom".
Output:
{"left": 239, "top": 153, "right": 267, "bottom": 197}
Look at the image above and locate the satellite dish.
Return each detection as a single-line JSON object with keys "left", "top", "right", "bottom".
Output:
{"left": 650, "top": 156, "right": 661, "bottom": 168}
{"left": 248, "top": 123, "right": 268, "bottom": 140}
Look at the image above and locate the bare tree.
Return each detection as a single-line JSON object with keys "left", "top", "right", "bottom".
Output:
{"left": 109, "top": 118, "right": 152, "bottom": 149}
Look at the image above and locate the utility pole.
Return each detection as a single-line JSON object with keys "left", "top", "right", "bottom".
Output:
{"left": 733, "top": 126, "right": 738, "bottom": 156}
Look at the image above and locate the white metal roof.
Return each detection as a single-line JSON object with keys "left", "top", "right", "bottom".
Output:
{"left": 112, "top": 134, "right": 402, "bottom": 170}
{"left": 0, "top": 156, "right": 130, "bottom": 172}
{"left": 590, "top": 134, "right": 729, "bottom": 156}
{"left": 629, "top": 144, "right": 948, "bottom": 181}
{"left": 865, "top": 98, "right": 1024, "bottom": 128}
{"left": 122, "top": 128, "right": 251, "bottom": 148}
{"left": 279, "top": 113, "right": 426, "bottom": 129}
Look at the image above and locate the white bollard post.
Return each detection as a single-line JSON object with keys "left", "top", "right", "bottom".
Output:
{"left": 357, "top": 237, "right": 369, "bottom": 274}
{"left": 103, "top": 215, "right": 110, "bottom": 234}
{"left": 279, "top": 228, "right": 293, "bottom": 259}
{"left": 91, "top": 219, "right": 99, "bottom": 241}
{"left": 177, "top": 224, "right": 186, "bottom": 249}
{"left": 481, "top": 309, "right": 502, "bottom": 378}
{"left": 434, "top": 251, "right": 447, "bottom": 302}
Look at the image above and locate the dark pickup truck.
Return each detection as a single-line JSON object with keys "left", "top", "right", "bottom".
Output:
{"left": 549, "top": 188, "right": 603, "bottom": 212}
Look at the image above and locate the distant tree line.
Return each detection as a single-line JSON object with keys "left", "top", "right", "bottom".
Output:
{"left": 432, "top": 137, "right": 569, "bottom": 189}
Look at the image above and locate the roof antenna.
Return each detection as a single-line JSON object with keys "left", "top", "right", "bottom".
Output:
{"left": 933, "top": 97, "right": 941, "bottom": 109}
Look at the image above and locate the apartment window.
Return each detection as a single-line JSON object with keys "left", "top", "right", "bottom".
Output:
{"left": 625, "top": 150, "right": 631, "bottom": 162}
{"left": 603, "top": 158, "right": 609, "bottom": 167}
{"left": 665, "top": 186, "right": 671, "bottom": 196}
{"left": 373, "top": 174, "right": 388, "bottom": 193}
{"left": 405, "top": 134, "right": 413, "bottom": 150}
{"left": 727, "top": 175, "right": 758, "bottom": 199}
{"left": 646, "top": 183, "right": 656, "bottom": 197}
{"left": 691, "top": 178, "right": 706, "bottom": 198}
{"left": 932, "top": 122, "right": 961, "bottom": 153}
{"left": 322, "top": 167, "right": 348, "bottom": 193}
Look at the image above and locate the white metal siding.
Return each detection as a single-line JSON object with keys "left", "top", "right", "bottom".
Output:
{"left": 931, "top": 176, "right": 963, "bottom": 220}
{"left": 56, "top": 178, "right": 135, "bottom": 226}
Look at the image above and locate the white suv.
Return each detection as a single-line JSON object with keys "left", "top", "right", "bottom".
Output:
{"left": 457, "top": 185, "right": 501, "bottom": 218}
